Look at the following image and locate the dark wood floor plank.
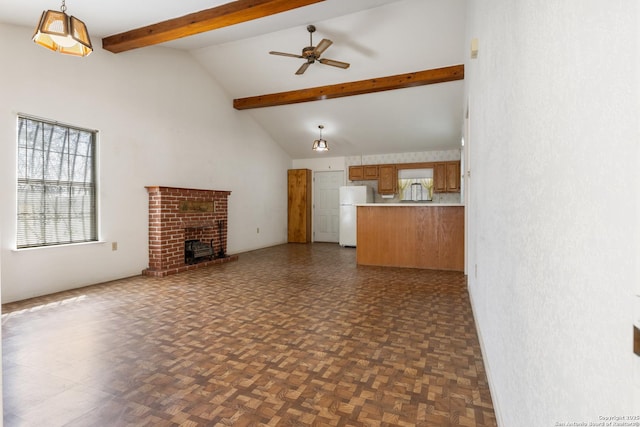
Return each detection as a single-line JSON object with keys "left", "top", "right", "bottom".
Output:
{"left": 2, "top": 243, "right": 496, "bottom": 426}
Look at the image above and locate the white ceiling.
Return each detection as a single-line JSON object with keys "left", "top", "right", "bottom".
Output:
{"left": 0, "top": 0, "right": 467, "bottom": 159}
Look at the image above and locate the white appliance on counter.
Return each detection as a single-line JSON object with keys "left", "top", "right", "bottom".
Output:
{"left": 339, "top": 185, "right": 373, "bottom": 247}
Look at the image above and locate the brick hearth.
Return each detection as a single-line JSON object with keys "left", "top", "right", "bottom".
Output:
{"left": 143, "top": 186, "right": 237, "bottom": 277}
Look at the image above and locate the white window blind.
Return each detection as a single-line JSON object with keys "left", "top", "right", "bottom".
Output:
{"left": 17, "top": 116, "right": 97, "bottom": 248}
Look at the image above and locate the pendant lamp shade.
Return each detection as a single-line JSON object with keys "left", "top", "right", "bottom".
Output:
{"left": 312, "top": 125, "right": 329, "bottom": 152}
{"left": 33, "top": 2, "right": 93, "bottom": 57}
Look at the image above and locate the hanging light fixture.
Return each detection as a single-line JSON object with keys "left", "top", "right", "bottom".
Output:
{"left": 33, "top": 0, "right": 93, "bottom": 57}
{"left": 312, "top": 125, "right": 329, "bottom": 152}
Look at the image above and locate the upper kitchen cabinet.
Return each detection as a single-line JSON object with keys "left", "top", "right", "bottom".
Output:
{"left": 350, "top": 160, "right": 459, "bottom": 194}
{"left": 445, "top": 161, "right": 460, "bottom": 192}
{"left": 378, "top": 165, "right": 397, "bottom": 195}
{"left": 349, "top": 165, "right": 379, "bottom": 181}
{"left": 363, "top": 165, "right": 379, "bottom": 180}
{"left": 348, "top": 166, "right": 363, "bottom": 181}
{"left": 434, "top": 161, "right": 461, "bottom": 193}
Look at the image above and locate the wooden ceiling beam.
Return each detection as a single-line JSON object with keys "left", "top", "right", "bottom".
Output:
{"left": 233, "top": 64, "right": 464, "bottom": 110}
{"left": 102, "top": 0, "right": 325, "bottom": 54}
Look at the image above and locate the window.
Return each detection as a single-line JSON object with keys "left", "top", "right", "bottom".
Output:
{"left": 17, "top": 116, "right": 97, "bottom": 248}
{"left": 397, "top": 168, "right": 434, "bottom": 201}
{"left": 398, "top": 178, "right": 434, "bottom": 201}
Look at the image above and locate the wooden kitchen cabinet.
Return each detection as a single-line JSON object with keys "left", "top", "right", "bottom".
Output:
{"left": 434, "top": 161, "right": 461, "bottom": 193}
{"left": 363, "top": 165, "right": 379, "bottom": 179}
{"left": 348, "top": 166, "right": 363, "bottom": 181}
{"left": 353, "top": 161, "right": 459, "bottom": 193}
{"left": 445, "top": 161, "right": 460, "bottom": 192}
{"left": 434, "top": 163, "right": 446, "bottom": 192}
{"left": 378, "top": 165, "right": 397, "bottom": 195}
{"left": 287, "top": 169, "right": 312, "bottom": 243}
{"left": 349, "top": 165, "right": 379, "bottom": 181}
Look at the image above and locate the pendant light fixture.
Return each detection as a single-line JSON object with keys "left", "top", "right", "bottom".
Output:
{"left": 312, "top": 125, "right": 329, "bottom": 152}
{"left": 33, "top": 0, "right": 93, "bottom": 57}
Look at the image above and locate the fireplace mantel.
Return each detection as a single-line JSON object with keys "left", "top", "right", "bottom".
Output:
{"left": 182, "top": 222, "right": 215, "bottom": 229}
{"left": 143, "top": 186, "right": 237, "bottom": 277}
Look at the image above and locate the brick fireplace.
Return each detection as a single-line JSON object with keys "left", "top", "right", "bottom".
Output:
{"left": 143, "top": 186, "right": 237, "bottom": 277}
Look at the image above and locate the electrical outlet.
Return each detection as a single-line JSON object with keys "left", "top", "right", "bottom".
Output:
{"left": 474, "top": 264, "right": 477, "bottom": 279}
{"left": 257, "top": 227, "right": 260, "bottom": 234}
{"left": 112, "top": 242, "right": 118, "bottom": 251}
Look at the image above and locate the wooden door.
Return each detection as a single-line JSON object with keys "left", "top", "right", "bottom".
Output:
{"left": 287, "top": 169, "right": 312, "bottom": 243}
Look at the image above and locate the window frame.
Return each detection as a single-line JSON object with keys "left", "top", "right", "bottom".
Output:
{"left": 399, "top": 177, "right": 434, "bottom": 202}
{"left": 16, "top": 114, "right": 99, "bottom": 249}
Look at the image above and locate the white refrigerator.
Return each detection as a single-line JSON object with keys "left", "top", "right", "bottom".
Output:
{"left": 339, "top": 185, "right": 373, "bottom": 247}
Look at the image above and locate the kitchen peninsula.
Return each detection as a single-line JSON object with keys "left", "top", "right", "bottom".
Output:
{"left": 356, "top": 204, "right": 464, "bottom": 271}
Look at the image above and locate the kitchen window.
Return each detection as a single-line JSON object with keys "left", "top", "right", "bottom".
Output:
{"left": 16, "top": 115, "right": 97, "bottom": 248}
{"left": 398, "top": 168, "right": 434, "bottom": 201}
{"left": 399, "top": 178, "right": 434, "bottom": 201}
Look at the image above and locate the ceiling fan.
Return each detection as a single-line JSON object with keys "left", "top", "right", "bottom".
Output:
{"left": 269, "top": 25, "right": 350, "bottom": 75}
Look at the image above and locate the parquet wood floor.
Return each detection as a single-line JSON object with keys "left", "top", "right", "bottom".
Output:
{"left": 2, "top": 243, "right": 496, "bottom": 427}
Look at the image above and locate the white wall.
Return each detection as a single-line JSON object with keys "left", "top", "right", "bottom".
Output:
{"left": 292, "top": 156, "right": 346, "bottom": 175}
{"left": 0, "top": 23, "right": 291, "bottom": 303}
{"left": 465, "top": 1, "right": 640, "bottom": 425}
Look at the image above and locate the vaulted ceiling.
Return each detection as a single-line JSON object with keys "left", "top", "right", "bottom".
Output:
{"left": 0, "top": 0, "right": 467, "bottom": 159}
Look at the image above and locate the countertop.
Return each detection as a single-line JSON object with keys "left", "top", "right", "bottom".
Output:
{"left": 357, "top": 203, "right": 465, "bottom": 207}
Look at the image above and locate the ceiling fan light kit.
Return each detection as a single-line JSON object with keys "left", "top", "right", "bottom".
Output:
{"left": 33, "top": 0, "right": 92, "bottom": 57}
{"left": 312, "top": 125, "right": 329, "bottom": 152}
{"left": 270, "top": 25, "right": 350, "bottom": 75}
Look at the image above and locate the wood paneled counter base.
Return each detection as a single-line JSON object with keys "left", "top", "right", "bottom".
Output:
{"left": 357, "top": 205, "right": 464, "bottom": 271}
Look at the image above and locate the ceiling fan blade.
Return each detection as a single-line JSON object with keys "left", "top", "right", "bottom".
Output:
{"left": 295, "top": 62, "right": 311, "bottom": 75}
{"left": 314, "top": 38, "right": 333, "bottom": 56}
{"left": 318, "top": 58, "right": 350, "bottom": 69}
{"left": 269, "top": 51, "right": 304, "bottom": 59}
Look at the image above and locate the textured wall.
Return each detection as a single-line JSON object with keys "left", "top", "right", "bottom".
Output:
{"left": 464, "top": 1, "right": 640, "bottom": 425}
